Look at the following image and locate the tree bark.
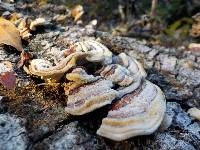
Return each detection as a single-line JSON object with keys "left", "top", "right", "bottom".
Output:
{"left": 0, "top": 25, "right": 199, "bottom": 149}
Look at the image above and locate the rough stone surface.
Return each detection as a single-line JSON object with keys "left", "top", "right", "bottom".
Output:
{"left": 0, "top": 114, "right": 28, "bottom": 150}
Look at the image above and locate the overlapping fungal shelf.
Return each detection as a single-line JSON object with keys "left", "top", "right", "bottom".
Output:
{"left": 24, "top": 40, "right": 166, "bottom": 141}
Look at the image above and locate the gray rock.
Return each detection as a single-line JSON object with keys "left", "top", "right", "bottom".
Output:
{"left": 0, "top": 1, "right": 14, "bottom": 12}
{"left": 54, "top": 5, "right": 66, "bottom": 14}
{"left": 183, "top": 51, "right": 196, "bottom": 61}
{"left": 159, "top": 109, "right": 175, "bottom": 131}
{"left": 0, "top": 114, "right": 28, "bottom": 150}
{"left": 1, "top": 11, "right": 11, "bottom": 18}
{"left": 185, "top": 123, "right": 200, "bottom": 140}
{"left": 164, "top": 87, "right": 193, "bottom": 101}
{"left": 149, "top": 102, "right": 200, "bottom": 150}
{"left": 154, "top": 61, "right": 161, "bottom": 70}
{"left": 174, "top": 140, "right": 196, "bottom": 150}
{"left": 0, "top": 47, "right": 19, "bottom": 64}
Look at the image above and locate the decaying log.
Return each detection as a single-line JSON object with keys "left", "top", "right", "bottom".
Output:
{"left": 0, "top": 24, "right": 200, "bottom": 149}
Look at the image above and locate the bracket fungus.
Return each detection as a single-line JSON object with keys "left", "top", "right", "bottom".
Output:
{"left": 24, "top": 40, "right": 166, "bottom": 141}
{"left": 23, "top": 52, "right": 89, "bottom": 82}
{"left": 99, "top": 64, "right": 135, "bottom": 86}
{"left": 65, "top": 79, "right": 118, "bottom": 115}
{"left": 72, "top": 40, "right": 113, "bottom": 65}
{"left": 66, "top": 67, "right": 100, "bottom": 83}
{"left": 97, "top": 80, "right": 166, "bottom": 141}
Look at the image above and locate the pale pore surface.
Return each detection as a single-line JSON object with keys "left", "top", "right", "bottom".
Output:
{"left": 66, "top": 67, "right": 100, "bottom": 83}
{"left": 31, "top": 59, "right": 52, "bottom": 72}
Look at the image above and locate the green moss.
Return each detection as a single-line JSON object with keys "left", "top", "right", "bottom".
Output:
{"left": 164, "top": 17, "right": 193, "bottom": 37}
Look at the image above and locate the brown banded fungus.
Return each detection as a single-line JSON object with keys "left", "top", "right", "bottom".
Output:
{"left": 65, "top": 79, "right": 118, "bottom": 115}
{"left": 23, "top": 52, "right": 89, "bottom": 82}
{"left": 97, "top": 80, "right": 166, "bottom": 141}
{"left": 23, "top": 40, "right": 166, "bottom": 141}
{"left": 72, "top": 40, "right": 113, "bottom": 65}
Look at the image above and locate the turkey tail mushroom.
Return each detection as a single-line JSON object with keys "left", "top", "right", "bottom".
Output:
{"left": 65, "top": 79, "right": 118, "bottom": 115}
{"left": 99, "top": 53, "right": 146, "bottom": 98}
{"left": 72, "top": 40, "right": 113, "bottom": 64}
{"left": 64, "top": 67, "right": 100, "bottom": 95}
{"left": 98, "top": 64, "right": 134, "bottom": 86}
{"left": 23, "top": 52, "right": 89, "bottom": 82}
{"left": 66, "top": 67, "right": 100, "bottom": 83}
{"left": 97, "top": 80, "right": 166, "bottom": 141}
{"left": 22, "top": 39, "right": 166, "bottom": 140}
{"left": 113, "top": 53, "right": 146, "bottom": 78}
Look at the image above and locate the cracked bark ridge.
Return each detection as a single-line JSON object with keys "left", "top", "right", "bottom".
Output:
{"left": 33, "top": 121, "right": 105, "bottom": 150}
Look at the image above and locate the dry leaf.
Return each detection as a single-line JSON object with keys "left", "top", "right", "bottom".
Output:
{"left": 71, "top": 5, "right": 84, "bottom": 22}
{"left": 190, "top": 13, "right": 200, "bottom": 37}
{"left": 0, "top": 61, "right": 16, "bottom": 90}
{"left": 0, "top": 18, "right": 29, "bottom": 67}
{"left": 0, "top": 71, "right": 16, "bottom": 90}
{"left": 0, "top": 17, "right": 23, "bottom": 52}
{"left": 17, "top": 18, "right": 32, "bottom": 40}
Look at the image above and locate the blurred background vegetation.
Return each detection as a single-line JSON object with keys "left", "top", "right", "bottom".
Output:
{"left": 7, "top": 0, "right": 200, "bottom": 47}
